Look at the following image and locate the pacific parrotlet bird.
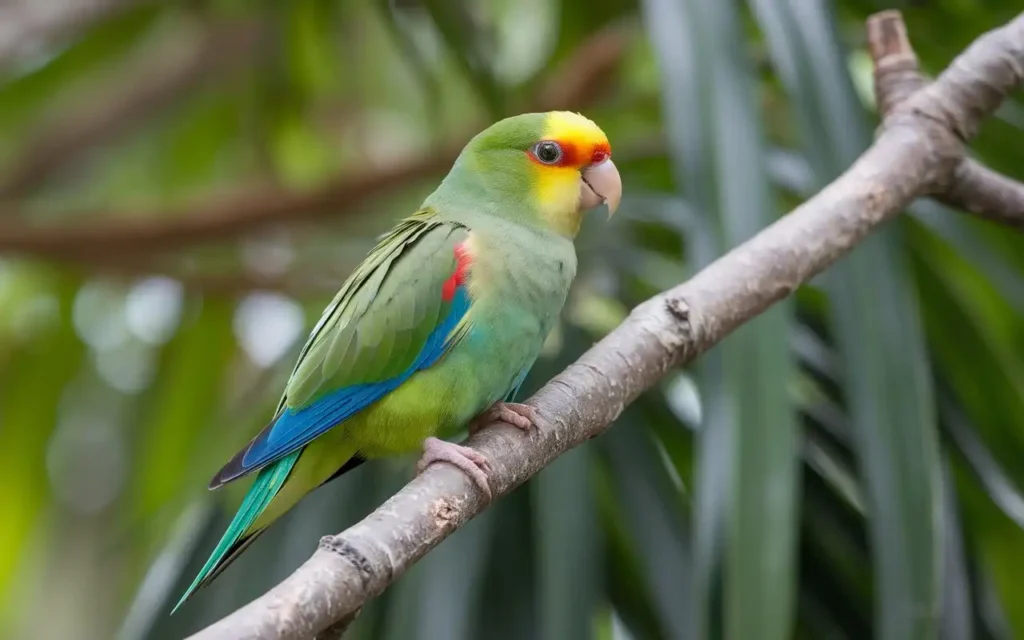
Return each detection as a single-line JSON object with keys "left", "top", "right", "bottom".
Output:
{"left": 173, "top": 111, "right": 621, "bottom": 610}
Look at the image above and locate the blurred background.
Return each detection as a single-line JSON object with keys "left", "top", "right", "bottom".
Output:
{"left": 0, "top": 0, "right": 1022, "bottom": 639}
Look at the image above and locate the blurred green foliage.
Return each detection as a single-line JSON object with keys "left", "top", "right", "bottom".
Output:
{"left": 0, "top": 1, "right": 1022, "bottom": 639}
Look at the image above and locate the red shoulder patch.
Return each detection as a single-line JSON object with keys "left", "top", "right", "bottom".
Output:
{"left": 441, "top": 242, "right": 472, "bottom": 302}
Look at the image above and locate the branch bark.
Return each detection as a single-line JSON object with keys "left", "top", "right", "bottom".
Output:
{"left": 187, "top": 11, "right": 1024, "bottom": 640}
{"left": 869, "top": 9, "right": 1024, "bottom": 227}
{"left": 940, "top": 157, "right": 1024, "bottom": 228}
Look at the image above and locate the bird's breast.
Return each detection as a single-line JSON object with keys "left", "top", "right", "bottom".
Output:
{"left": 463, "top": 229, "right": 576, "bottom": 317}
{"left": 457, "top": 230, "right": 576, "bottom": 380}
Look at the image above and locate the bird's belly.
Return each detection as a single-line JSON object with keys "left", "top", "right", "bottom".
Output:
{"left": 346, "top": 310, "right": 548, "bottom": 458}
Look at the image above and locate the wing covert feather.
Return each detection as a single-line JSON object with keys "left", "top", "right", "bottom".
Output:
{"left": 209, "top": 212, "right": 473, "bottom": 487}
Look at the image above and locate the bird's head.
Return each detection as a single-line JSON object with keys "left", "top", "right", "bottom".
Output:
{"left": 432, "top": 111, "right": 622, "bottom": 238}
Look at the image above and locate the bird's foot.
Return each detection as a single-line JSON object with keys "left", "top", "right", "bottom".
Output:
{"left": 416, "top": 436, "right": 492, "bottom": 499}
{"left": 468, "top": 402, "right": 538, "bottom": 435}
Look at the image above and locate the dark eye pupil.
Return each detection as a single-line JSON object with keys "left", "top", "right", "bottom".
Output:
{"left": 537, "top": 142, "right": 561, "bottom": 164}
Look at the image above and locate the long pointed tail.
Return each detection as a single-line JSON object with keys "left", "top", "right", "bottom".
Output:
{"left": 171, "top": 450, "right": 301, "bottom": 613}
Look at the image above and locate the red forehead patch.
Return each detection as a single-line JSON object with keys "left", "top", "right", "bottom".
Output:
{"left": 591, "top": 142, "right": 611, "bottom": 165}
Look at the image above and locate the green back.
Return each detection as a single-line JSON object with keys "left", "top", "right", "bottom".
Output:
{"left": 282, "top": 211, "right": 469, "bottom": 409}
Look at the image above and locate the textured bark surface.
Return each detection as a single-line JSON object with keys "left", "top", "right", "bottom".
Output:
{"left": 869, "top": 10, "right": 1024, "bottom": 226}
{"left": 941, "top": 159, "right": 1024, "bottom": 228}
{"left": 188, "top": 11, "right": 1024, "bottom": 640}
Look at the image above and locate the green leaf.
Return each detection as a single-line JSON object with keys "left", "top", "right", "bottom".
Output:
{"left": 910, "top": 226, "right": 1024, "bottom": 489}
{"left": 945, "top": 450, "right": 1024, "bottom": 638}
{"left": 473, "top": 487, "right": 538, "bottom": 640}
{"left": 116, "top": 502, "right": 215, "bottom": 640}
{"left": 284, "top": 0, "right": 343, "bottom": 98}
{"left": 942, "top": 399, "right": 1024, "bottom": 532}
{"left": 418, "top": 0, "right": 505, "bottom": 117}
{"left": 533, "top": 443, "right": 601, "bottom": 640}
{"left": 412, "top": 507, "right": 497, "bottom": 640}
{"left": 602, "top": 416, "right": 694, "bottom": 639}
{"left": 642, "top": 1, "right": 798, "bottom": 638}
{"left": 374, "top": 0, "right": 444, "bottom": 124}
{"left": 0, "top": 272, "right": 85, "bottom": 625}
{"left": 799, "top": 467, "right": 873, "bottom": 637}
{"left": 939, "top": 460, "right": 974, "bottom": 640}
{"left": 748, "top": 2, "right": 943, "bottom": 638}
{"left": 909, "top": 206, "right": 1024, "bottom": 313}
{"left": 0, "top": 5, "right": 160, "bottom": 143}
{"left": 596, "top": 461, "right": 667, "bottom": 640}
{"left": 637, "top": 0, "right": 722, "bottom": 635}
{"left": 131, "top": 296, "right": 237, "bottom": 526}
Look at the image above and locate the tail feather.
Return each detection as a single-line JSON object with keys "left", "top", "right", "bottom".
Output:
{"left": 172, "top": 450, "right": 301, "bottom": 614}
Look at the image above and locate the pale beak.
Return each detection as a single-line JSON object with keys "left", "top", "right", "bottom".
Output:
{"left": 578, "top": 159, "right": 622, "bottom": 216}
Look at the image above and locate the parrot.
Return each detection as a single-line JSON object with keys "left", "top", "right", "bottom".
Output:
{"left": 172, "top": 110, "right": 621, "bottom": 611}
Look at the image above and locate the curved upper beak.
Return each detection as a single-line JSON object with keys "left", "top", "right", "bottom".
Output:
{"left": 578, "top": 159, "right": 622, "bottom": 216}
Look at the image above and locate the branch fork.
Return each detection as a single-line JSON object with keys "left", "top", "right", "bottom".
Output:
{"left": 868, "top": 10, "right": 1024, "bottom": 227}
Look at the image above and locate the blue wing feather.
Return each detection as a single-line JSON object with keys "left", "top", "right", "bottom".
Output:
{"left": 237, "top": 286, "right": 471, "bottom": 473}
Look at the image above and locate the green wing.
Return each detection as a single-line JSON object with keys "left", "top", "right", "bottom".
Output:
{"left": 209, "top": 210, "right": 472, "bottom": 487}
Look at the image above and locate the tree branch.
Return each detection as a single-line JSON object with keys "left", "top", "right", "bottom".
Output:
{"left": 0, "top": 24, "right": 630, "bottom": 260}
{"left": 941, "top": 159, "right": 1024, "bottom": 228}
{"left": 187, "top": 11, "right": 1024, "bottom": 640}
{"left": 868, "top": 9, "right": 1024, "bottom": 227}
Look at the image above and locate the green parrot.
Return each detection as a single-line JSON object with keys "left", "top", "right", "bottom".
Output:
{"left": 173, "top": 110, "right": 621, "bottom": 611}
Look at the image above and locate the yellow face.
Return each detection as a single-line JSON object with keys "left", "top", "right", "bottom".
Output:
{"left": 528, "top": 111, "right": 618, "bottom": 236}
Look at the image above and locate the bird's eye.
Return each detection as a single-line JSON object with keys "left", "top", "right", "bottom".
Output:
{"left": 533, "top": 141, "right": 563, "bottom": 165}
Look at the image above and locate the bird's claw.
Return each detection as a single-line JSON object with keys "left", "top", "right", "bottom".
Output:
{"left": 468, "top": 402, "right": 538, "bottom": 435}
{"left": 417, "top": 436, "right": 492, "bottom": 499}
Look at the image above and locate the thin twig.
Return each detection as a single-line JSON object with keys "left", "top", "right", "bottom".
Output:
{"left": 941, "top": 159, "right": 1024, "bottom": 228}
{"left": 188, "top": 11, "right": 1024, "bottom": 640}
